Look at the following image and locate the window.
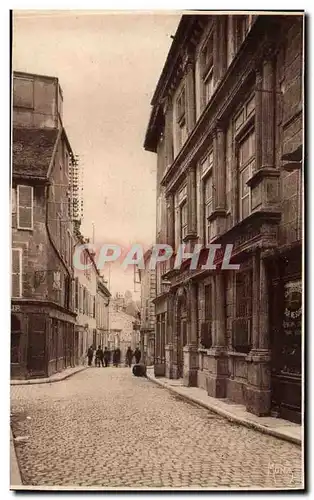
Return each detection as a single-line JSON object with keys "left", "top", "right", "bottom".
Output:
{"left": 17, "top": 185, "right": 33, "bottom": 230}
{"left": 238, "top": 130, "right": 255, "bottom": 220}
{"left": 13, "top": 77, "right": 34, "bottom": 109}
{"left": 204, "top": 174, "right": 213, "bottom": 244}
{"left": 75, "top": 277, "right": 79, "bottom": 311}
{"left": 12, "top": 248, "right": 22, "bottom": 298}
{"left": 201, "top": 283, "right": 212, "bottom": 349}
{"left": 202, "top": 33, "right": 214, "bottom": 107}
{"left": 233, "top": 269, "right": 252, "bottom": 353}
{"left": 235, "top": 15, "right": 252, "bottom": 49}
{"left": 180, "top": 200, "right": 188, "bottom": 241}
{"left": 176, "top": 86, "right": 187, "bottom": 151}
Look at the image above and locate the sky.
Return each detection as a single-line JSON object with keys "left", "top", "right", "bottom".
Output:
{"left": 12, "top": 10, "right": 181, "bottom": 296}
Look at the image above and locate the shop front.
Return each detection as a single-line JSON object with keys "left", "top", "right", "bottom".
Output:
{"left": 11, "top": 300, "right": 76, "bottom": 379}
{"left": 269, "top": 246, "right": 302, "bottom": 423}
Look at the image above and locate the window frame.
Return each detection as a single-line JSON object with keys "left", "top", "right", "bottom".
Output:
{"left": 237, "top": 128, "right": 255, "bottom": 221}
{"left": 175, "top": 84, "right": 188, "bottom": 151}
{"left": 17, "top": 185, "right": 34, "bottom": 231}
{"left": 234, "top": 94, "right": 256, "bottom": 222}
{"left": 12, "top": 248, "right": 23, "bottom": 298}
{"left": 179, "top": 198, "right": 188, "bottom": 242}
{"left": 201, "top": 150, "right": 213, "bottom": 244}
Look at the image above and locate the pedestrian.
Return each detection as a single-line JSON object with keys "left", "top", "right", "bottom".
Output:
{"left": 125, "top": 346, "right": 133, "bottom": 368}
{"left": 95, "top": 345, "right": 104, "bottom": 367}
{"left": 103, "top": 346, "right": 110, "bottom": 367}
{"left": 116, "top": 347, "right": 121, "bottom": 367}
{"left": 87, "top": 346, "right": 94, "bottom": 367}
{"left": 133, "top": 347, "right": 141, "bottom": 364}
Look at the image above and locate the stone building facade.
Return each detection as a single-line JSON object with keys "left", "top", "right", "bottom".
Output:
{"left": 96, "top": 276, "right": 111, "bottom": 349}
{"left": 139, "top": 250, "right": 156, "bottom": 366}
{"left": 144, "top": 14, "right": 303, "bottom": 423}
{"left": 11, "top": 71, "right": 77, "bottom": 378}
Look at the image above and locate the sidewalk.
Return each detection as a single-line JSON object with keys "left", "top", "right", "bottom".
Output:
{"left": 146, "top": 368, "right": 302, "bottom": 446}
{"left": 10, "top": 429, "right": 22, "bottom": 488}
{"left": 11, "top": 365, "right": 87, "bottom": 386}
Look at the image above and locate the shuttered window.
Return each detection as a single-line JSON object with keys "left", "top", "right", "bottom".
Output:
{"left": 12, "top": 248, "right": 22, "bottom": 298}
{"left": 17, "top": 185, "right": 33, "bottom": 230}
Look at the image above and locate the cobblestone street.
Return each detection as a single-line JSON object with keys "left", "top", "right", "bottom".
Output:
{"left": 11, "top": 368, "right": 303, "bottom": 490}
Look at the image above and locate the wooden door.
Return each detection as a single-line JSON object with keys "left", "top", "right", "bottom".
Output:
{"left": 270, "top": 258, "right": 302, "bottom": 423}
{"left": 27, "top": 314, "right": 46, "bottom": 377}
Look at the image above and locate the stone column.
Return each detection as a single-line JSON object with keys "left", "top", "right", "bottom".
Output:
{"left": 183, "top": 281, "right": 198, "bottom": 387}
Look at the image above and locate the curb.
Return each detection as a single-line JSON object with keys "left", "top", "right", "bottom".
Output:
{"left": 11, "top": 366, "right": 88, "bottom": 386}
{"left": 146, "top": 374, "right": 301, "bottom": 447}
{"left": 10, "top": 428, "right": 23, "bottom": 488}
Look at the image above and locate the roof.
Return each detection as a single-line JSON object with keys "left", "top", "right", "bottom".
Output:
{"left": 12, "top": 127, "right": 59, "bottom": 179}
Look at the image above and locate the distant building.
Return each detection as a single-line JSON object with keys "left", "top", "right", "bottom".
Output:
{"left": 11, "top": 71, "right": 77, "bottom": 378}
{"left": 139, "top": 249, "right": 156, "bottom": 365}
{"left": 96, "top": 276, "right": 111, "bottom": 348}
{"left": 144, "top": 14, "right": 303, "bottom": 423}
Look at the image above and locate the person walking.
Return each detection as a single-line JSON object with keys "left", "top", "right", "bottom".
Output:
{"left": 133, "top": 347, "right": 141, "bottom": 364}
{"left": 103, "top": 347, "right": 110, "bottom": 367}
{"left": 87, "top": 346, "right": 94, "bottom": 367}
{"left": 95, "top": 345, "right": 104, "bottom": 367}
{"left": 116, "top": 347, "right": 121, "bottom": 367}
{"left": 125, "top": 347, "right": 133, "bottom": 368}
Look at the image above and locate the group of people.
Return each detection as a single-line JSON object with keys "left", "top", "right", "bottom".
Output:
{"left": 125, "top": 346, "right": 141, "bottom": 367}
{"left": 86, "top": 345, "right": 141, "bottom": 368}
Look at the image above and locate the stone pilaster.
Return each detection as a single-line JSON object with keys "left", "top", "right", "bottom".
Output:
{"left": 261, "top": 57, "right": 275, "bottom": 169}
{"left": 206, "top": 273, "right": 228, "bottom": 398}
{"left": 166, "top": 193, "right": 175, "bottom": 270}
{"left": 185, "top": 58, "right": 196, "bottom": 134}
{"left": 208, "top": 124, "right": 228, "bottom": 239}
{"left": 248, "top": 56, "right": 280, "bottom": 209}
{"left": 164, "top": 97, "right": 174, "bottom": 167}
{"left": 183, "top": 281, "right": 198, "bottom": 387}
{"left": 186, "top": 165, "right": 197, "bottom": 240}
{"left": 246, "top": 252, "right": 271, "bottom": 416}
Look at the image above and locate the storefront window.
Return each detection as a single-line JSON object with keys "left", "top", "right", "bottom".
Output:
{"left": 233, "top": 269, "right": 252, "bottom": 353}
{"left": 280, "top": 280, "right": 302, "bottom": 375}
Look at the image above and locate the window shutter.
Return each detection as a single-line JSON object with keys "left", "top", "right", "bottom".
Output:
{"left": 12, "top": 249, "right": 22, "bottom": 297}
{"left": 17, "top": 185, "right": 33, "bottom": 230}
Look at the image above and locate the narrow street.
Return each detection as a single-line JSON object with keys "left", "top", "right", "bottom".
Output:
{"left": 11, "top": 368, "right": 302, "bottom": 489}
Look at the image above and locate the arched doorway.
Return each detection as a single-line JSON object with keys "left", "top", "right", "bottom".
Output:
{"left": 175, "top": 288, "right": 188, "bottom": 379}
